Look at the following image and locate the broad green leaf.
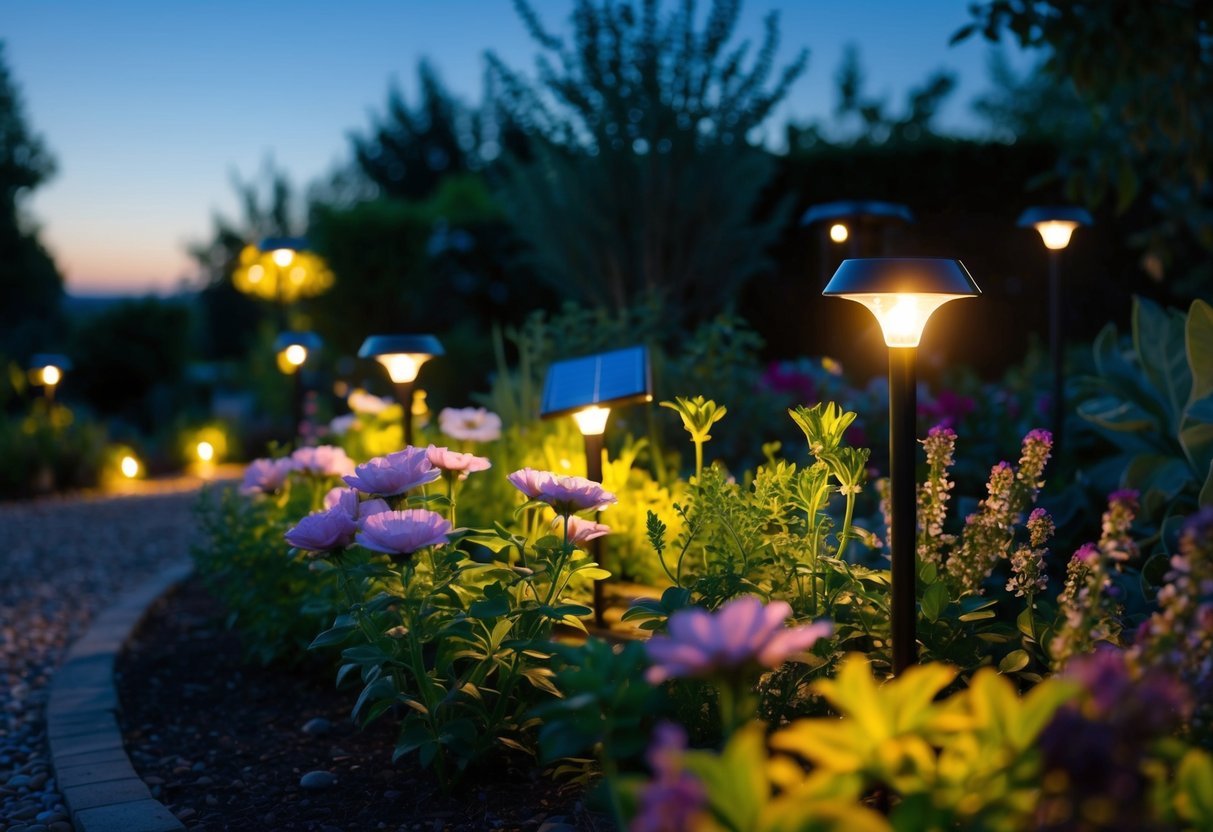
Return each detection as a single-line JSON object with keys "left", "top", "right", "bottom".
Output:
{"left": 1202, "top": 460, "right": 1213, "bottom": 506}
{"left": 920, "top": 582, "right": 949, "bottom": 623}
{"left": 1187, "top": 298, "right": 1213, "bottom": 402}
{"left": 1176, "top": 749, "right": 1213, "bottom": 826}
{"left": 1134, "top": 296, "right": 1191, "bottom": 429}
{"left": 998, "top": 649, "right": 1030, "bottom": 674}
{"left": 1077, "top": 395, "right": 1156, "bottom": 432}
{"left": 1180, "top": 395, "right": 1213, "bottom": 476}
{"left": 1124, "top": 454, "right": 1195, "bottom": 512}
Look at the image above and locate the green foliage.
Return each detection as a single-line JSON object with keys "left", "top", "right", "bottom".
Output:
{"left": 1077, "top": 296, "right": 1213, "bottom": 534}
{"left": 0, "top": 398, "right": 105, "bottom": 498}
{"left": 0, "top": 42, "right": 63, "bottom": 359}
{"left": 69, "top": 297, "right": 195, "bottom": 431}
{"left": 488, "top": 0, "right": 804, "bottom": 321}
{"left": 192, "top": 483, "right": 344, "bottom": 666}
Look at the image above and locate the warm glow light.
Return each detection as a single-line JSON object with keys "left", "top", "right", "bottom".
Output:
{"left": 248, "top": 264, "right": 264, "bottom": 283}
{"left": 376, "top": 353, "right": 429, "bottom": 383}
{"left": 845, "top": 293, "right": 969, "bottom": 348}
{"left": 283, "top": 344, "right": 308, "bottom": 367}
{"left": 289, "top": 266, "right": 306, "bottom": 285}
{"left": 572, "top": 405, "right": 611, "bottom": 436}
{"left": 40, "top": 365, "right": 61, "bottom": 386}
{"left": 829, "top": 223, "right": 849, "bottom": 243}
{"left": 1034, "top": 220, "right": 1078, "bottom": 250}
{"left": 272, "top": 248, "right": 295, "bottom": 267}
{"left": 196, "top": 441, "right": 215, "bottom": 462}
{"left": 120, "top": 455, "right": 140, "bottom": 478}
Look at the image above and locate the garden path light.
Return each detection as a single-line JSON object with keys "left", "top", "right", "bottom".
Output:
{"left": 823, "top": 257, "right": 980, "bottom": 674}
{"left": 358, "top": 334, "right": 444, "bottom": 447}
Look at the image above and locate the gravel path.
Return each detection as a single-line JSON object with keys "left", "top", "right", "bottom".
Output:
{"left": 0, "top": 483, "right": 208, "bottom": 831}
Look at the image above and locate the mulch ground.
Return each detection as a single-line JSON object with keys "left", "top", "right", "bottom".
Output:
{"left": 116, "top": 577, "right": 604, "bottom": 832}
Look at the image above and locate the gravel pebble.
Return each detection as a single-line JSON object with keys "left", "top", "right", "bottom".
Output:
{"left": 0, "top": 484, "right": 206, "bottom": 827}
{"left": 300, "top": 770, "right": 338, "bottom": 790}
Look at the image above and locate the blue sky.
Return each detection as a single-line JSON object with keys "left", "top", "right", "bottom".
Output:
{"left": 5, "top": 1, "right": 1031, "bottom": 295}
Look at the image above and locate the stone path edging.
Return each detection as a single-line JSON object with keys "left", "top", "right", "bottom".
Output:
{"left": 46, "top": 562, "right": 193, "bottom": 832}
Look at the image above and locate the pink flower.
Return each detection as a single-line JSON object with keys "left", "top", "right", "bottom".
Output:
{"left": 509, "top": 468, "right": 617, "bottom": 515}
{"left": 285, "top": 505, "right": 358, "bottom": 554}
{"left": 240, "top": 457, "right": 294, "bottom": 495}
{"left": 356, "top": 509, "right": 452, "bottom": 556}
{"left": 290, "top": 445, "right": 356, "bottom": 478}
{"left": 555, "top": 515, "right": 611, "bottom": 547}
{"left": 323, "top": 487, "right": 390, "bottom": 522}
{"left": 645, "top": 596, "right": 832, "bottom": 684}
{"left": 343, "top": 447, "right": 441, "bottom": 496}
{"left": 506, "top": 467, "right": 556, "bottom": 500}
{"left": 439, "top": 407, "right": 503, "bottom": 442}
{"left": 1072, "top": 542, "right": 1100, "bottom": 564}
{"left": 425, "top": 445, "right": 492, "bottom": 480}
{"left": 347, "top": 388, "right": 392, "bottom": 414}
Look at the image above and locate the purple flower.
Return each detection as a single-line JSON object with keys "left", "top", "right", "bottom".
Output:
{"left": 290, "top": 445, "right": 356, "bottom": 478}
{"left": 344, "top": 447, "right": 441, "bottom": 496}
{"left": 425, "top": 445, "right": 492, "bottom": 480}
{"left": 323, "top": 487, "right": 390, "bottom": 523}
{"left": 356, "top": 509, "right": 452, "bottom": 556}
{"left": 630, "top": 723, "right": 709, "bottom": 832}
{"left": 645, "top": 596, "right": 832, "bottom": 684}
{"left": 240, "top": 457, "right": 294, "bottom": 495}
{"left": 1072, "top": 542, "right": 1100, "bottom": 564}
{"left": 509, "top": 468, "right": 617, "bottom": 515}
{"left": 506, "top": 467, "right": 555, "bottom": 500}
{"left": 285, "top": 505, "right": 358, "bottom": 554}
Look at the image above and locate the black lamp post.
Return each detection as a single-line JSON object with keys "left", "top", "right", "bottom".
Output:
{"left": 358, "top": 334, "right": 444, "bottom": 448}
{"left": 540, "top": 345, "right": 653, "bottom": 630}
{"left": 1017, "top": 207, "right": 1093, "bottom": 454}
{"left": 822, "top": 258, "right": 981, "bottom": 674}
{"left": 275, "top": 331, "right": 322, "bottom": 448}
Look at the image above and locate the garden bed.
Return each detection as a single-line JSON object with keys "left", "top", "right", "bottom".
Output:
{"left": 115, "top": 577, "right": 599, "bottom": 832}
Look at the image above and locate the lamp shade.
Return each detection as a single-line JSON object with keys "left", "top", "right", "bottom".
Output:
{"left": 274, "top": 331, "right": 323, "bottom": 353}
{"left": 1017, "top": 206, "right": 1094, "bottom": 251}
{"left": 801, "top": 200, "right": 915, "bottom": 226}
{"left": 30, "top": 353, "right": 72, "bottom": 372}
{"left": 358, "top": 334, "right": 444, "bottom": 384}
{"left": 258, "top": 235, "right": 309, "bottom": 253}
{"left": 823, "top": 258, "right": 981, "bottom": 348}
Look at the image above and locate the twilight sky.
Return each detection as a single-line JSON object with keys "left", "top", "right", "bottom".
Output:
{"left": 5, "top": 0, "right": 1030, "bottom": 296}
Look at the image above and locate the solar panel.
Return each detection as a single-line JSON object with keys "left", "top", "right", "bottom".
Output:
{"left": 540, "top": 345, "right": 652, "bottom": 418}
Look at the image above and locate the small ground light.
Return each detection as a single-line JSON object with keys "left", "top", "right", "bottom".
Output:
{"left": 829, "top": 223, "right": 849, "bottom": 243}
{"left": 196, "top": 441, "right": 215, "bottom": 462}
{"left": 572, "top": 405, "right": 611, "bottom": 436}
{"left": 120, "top": 455, "right": 140, "bottom": 478}
{"left": 41, "top": 365, "right": 61, "bottom": 386}
{"left": 359, "top": 335, "right": 444, "bottom": 447}
{"left": 284, "top": 344, "right": 308, "bottom": 367}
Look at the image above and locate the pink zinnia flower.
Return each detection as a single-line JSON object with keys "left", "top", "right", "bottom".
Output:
{"left": 356, "top": 509, "right": 452, "bottom": 556}
{"left": 645, "top": 596, "right": 832, "bottom": 684}
{"left": 285, "top": 505, "right": 359, "bottom": 554}
{"left": 439, "top": 406, "right": 503, "bottom": 442}
{"left": 509, "top": 468, "right": 617, "bottom": 515}
{"left": 240, "top": 457, "right": 294, "bottom": 495}
{"left": 290, "top": 445, "right": 356, "bottom": 478}
{"left": 554, "top": 515, "right": 611, "bottom": 547}
{"left": 343, "top": 447, "right": 441, "bottom": 496}
{"left": 507, "top": 467, "right": 556, "bottom": 500}
{"left": 425, "top": 445, "right": 492, "bottom": 480}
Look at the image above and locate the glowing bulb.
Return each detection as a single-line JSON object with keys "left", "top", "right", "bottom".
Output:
{"left": 572, "top": 405, "right": 610, "bottom": 436}
{"left": 120, "top": 456, "right": 140, "bottom": 478}
{"left": 196, "top": 441, "right": 215, "bottom": 462}
{"left": 1034, "top": 220, "right": 1078, "bottom": 251}
{"left": 846, "top": 293, "right": 968, "bottom": 348}
{"left": 248, "top": 264, "right": 264, "bottom": 283}
{"left": 284, "top": 344, "right": 308, "bottom": 367}
{"left": 272, "top": 248, "right": 295, "bottom": 267}
{"left": 40, "top": 365, "right": 61, "bottom": 386}
{"left": 375, "top": 353, "right": 429, "bottom": 383}
{"left": 829, "top": 223, "right": 849, "bottom": 243}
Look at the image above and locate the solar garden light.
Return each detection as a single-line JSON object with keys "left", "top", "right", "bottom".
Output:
{"left": 29, "top": 354, "right": 71, "bottom": 403}
{"left": 258, "top": 235, "right": 308, "bottom": 307}
{"left": 823, "top": 258, "right": 981, "bottom": 675}
{"left": 358, "top": 334, "right": 444, "bottom": 447}
{"left": 1018, "top": 206, "right": 1093, "bottom": 453}
{"left": 541, "top": 345, "right": 653, "bottom": 629}
{"left": 275, "top": 331, "right": 322, "bottom": 448}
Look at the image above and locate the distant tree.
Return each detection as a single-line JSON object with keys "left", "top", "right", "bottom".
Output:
{"left": 486, "top": 0, "right": 806, "bottom": 322}
{"left": 350, "top": 61, "right": 479, "bottom": 200}
{"left": 956, "top": 0, "right": 1213, "bottom": 291}
{"left": 786, "top": 46, "right": 957, "bottom": 151}
{"left": 0, "top": 42, "right": 63, "bottom": 359}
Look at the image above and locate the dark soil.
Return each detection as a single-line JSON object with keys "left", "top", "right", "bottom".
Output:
{"left": 116, "top": 577, "right": 602, "bottom": 831}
